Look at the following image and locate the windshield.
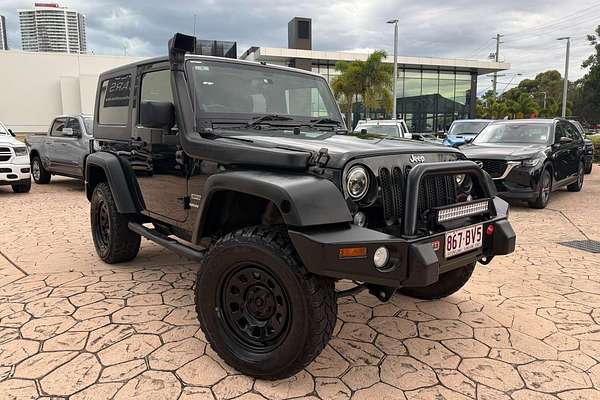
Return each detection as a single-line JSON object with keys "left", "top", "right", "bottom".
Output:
{"left": 449, "top": 121, "right": 490, "bottom": 135}
{"left": 474, "top": 123, "right": 551, "bottom": 145}
{"left": 354, "top": 124, "right": 400, "bottom": 138}
{"left": 83, "top": 117, "right": 93, "bottom": 135}
{"left": 188, "top": 60, "right": 341, "bottom": 129}
{"left": 0, "top": 122, "right": 8, "bottom": 135}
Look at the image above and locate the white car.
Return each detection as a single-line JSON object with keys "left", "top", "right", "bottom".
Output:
{"left": 0, "top": 121, "right": 31, "bottom": 193}
{"left": 354, "top": 119, "right": 411, "bottom": 139}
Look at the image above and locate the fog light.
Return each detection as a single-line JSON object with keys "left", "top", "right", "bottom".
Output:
{"left": 486, "top": 224, "right": 494, "bottom": 235}
{"left": 374, "top": 246, "right": 389, "bottom": 269}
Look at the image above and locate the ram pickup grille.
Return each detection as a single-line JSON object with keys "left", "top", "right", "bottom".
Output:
{"left": 379, "top": 167, "right": 458, "bottom": 222}
{"left": 474, "top": 159, "right": 506, "bottom": 178}
{"left": 0, "top": 147, "right": 10, "bottom": 153}
{"left": 0, "top": 155, "right": 10, "bottom": 162}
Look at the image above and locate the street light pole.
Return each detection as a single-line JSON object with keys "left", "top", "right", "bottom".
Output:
{"left": 557, "top": 37, "right": 571, "bottom": 118}
{"left": 387, "top": 19, "right": 399, "bottom": 120}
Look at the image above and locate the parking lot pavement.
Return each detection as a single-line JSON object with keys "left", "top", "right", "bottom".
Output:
{"left": 1, "top": 172, "right": 600, "bottom": 400}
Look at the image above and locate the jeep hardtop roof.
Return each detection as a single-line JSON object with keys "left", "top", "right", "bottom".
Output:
{"left": 100, "top": 54, "right": 326, "bottom": 80}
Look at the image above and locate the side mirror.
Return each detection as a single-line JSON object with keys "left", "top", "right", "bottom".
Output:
{"left": 559, "top": 136, "right": 573, "bottom": 144}
{"left": 464, "top": 137, "right": 474, "bottom": 144}
{"left": 140, "top": 101, "right": 175, "bottom": 130}
{"left": 62, "top": 128, "right": 74, "bottom": 136}
{"left": 8, "top": 129, "right": 15, "bottom": 137}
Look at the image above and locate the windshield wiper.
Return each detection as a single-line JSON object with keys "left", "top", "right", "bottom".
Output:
{"left": 308, "top": 117, "right": 342, "bottom": 128}
{"left": 246, "top": 114, "right": 294, "bottom": 127}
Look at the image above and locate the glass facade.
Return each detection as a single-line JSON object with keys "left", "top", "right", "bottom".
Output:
{"left": 312, "top": 62, "right": 477, "bottom": 133}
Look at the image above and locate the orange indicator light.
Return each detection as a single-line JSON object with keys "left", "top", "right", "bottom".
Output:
{"left": 339, "top": 247, "right": 368, "bottom": 259}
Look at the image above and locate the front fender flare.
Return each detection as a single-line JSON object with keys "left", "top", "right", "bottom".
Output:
{"left": 192, "top": 170, "right": 352, "bottom": 242}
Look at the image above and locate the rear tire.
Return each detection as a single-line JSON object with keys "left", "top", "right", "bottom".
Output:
{"left": 584, "top": 162, "right": 592, "bottom": 175}
{"left": 11, "top": 179, "right": 31, "bottom": 193}
{"left": 90, "top": 182, "right": 140, "bottom": 263}
{"left": 31, "top": 156, "right": 51, "bottom": 184}
{"left": 529, "top": 167, "right": 551, "bottom": 209}
{"left": 196, "top": 225, "right": 337, "bottom": 379}
{"left": 400, "top": 262, "right": 475, "bottom": 300}
{"left": 567, "top": 161, "right": 584, "bottom": 192}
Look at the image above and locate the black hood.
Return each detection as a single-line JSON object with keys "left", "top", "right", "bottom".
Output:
{"left": 218, "top": 130, "right": 462, "bottom": 169}
{"left": 461, "top": 142, "right": 548, "bottom": 161}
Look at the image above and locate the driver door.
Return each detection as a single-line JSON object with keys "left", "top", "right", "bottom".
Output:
{"left": 132, "top": 65, "right": 189, "bottom": 223}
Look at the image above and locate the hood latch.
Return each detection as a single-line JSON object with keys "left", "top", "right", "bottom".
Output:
{"left": 310, "top": 147, "right": 330, "bottom": 167}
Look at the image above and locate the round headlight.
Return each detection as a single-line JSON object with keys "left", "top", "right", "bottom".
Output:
{"left": 455, "top": 174, "right": 465, "bottom": 185}
{"left": 346, "top": 166, "right": 369, "bottom": 200}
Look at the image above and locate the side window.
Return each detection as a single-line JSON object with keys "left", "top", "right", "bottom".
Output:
{"left": 554, "top": 124, "right": 565, "bottom": 143}
{"left": 564, "top": 123, "right": 581, "bottom": 141}
{"left": 65, "top": 118, "right": 82, "bottom": 137}
{"left": 50, "top": 118, "right": 66, "bottom": 137}
{"left": 98, "top": 74, "right": 131, "bottom": 126}
{"left": 140, "top": 69, "right": 173, "bottom": 104}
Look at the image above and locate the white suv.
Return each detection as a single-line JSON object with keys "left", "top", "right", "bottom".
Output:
{"left": 0, "top": 121, "right": 31, "bottom": 193}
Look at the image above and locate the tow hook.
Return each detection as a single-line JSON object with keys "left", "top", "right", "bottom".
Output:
{"left": 366, "top": 284, "right": 396, "bottom": 302}
{"left": 479, "top": 255, "right": 494, "bottom": 265}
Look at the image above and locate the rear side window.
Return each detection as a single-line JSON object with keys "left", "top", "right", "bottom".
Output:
{"left": 98, "top": 74, "right": 131, "bottom": 125}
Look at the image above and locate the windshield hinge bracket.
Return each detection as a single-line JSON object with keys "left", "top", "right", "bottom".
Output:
{"left": 311, "top": 147, "right": 330, "bottom": 167}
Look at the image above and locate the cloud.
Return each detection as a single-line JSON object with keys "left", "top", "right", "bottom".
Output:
{"left": 1, "top": 0, "right": 599, "bottom": 91}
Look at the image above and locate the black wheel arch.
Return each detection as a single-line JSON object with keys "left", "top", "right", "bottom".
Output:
{"left": 192, "top": 170, "right": 352, "bottom": 245}
{"left": 85, "top": 152, "right": 144, "bottom": 214}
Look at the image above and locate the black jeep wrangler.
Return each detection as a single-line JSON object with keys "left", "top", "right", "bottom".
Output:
{"left": 85, "top": 33, "right": 516, "bottom": 379}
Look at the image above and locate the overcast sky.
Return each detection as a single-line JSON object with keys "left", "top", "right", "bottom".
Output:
{"left": 1, "top": 0, "right": 599, "bottom": 94}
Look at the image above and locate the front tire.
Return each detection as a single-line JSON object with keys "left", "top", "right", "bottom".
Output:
{"left": 400, "top": 262, "right": 475, "bottom": 300}
{"left": 196, "top": 225, "right": 337, "bottom": 379}
{"left": 529, "top": 167, "right": 551, "bottom": 209}
{"left": 31, "top": 156, "right": 51, "bottom": 184}
{"left": 12, "top": 179, "right": 31, "bottom": 193}
{"left": 90, "top": 182, "right": 140, "bottom": 263}
{"left": 567, "top": 161, "right": 584, "bottom": 192}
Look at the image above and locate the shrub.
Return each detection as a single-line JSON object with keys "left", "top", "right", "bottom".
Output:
{"left": 589, "top": 135, "right": 600, "bottom": 162}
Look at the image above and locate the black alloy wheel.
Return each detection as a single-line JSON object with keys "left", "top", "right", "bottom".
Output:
{"left": 529, "top": 168, "right": 551, "bottom": 209}
{"left": 567, "top": 162, "right": 585, "bottom": 192}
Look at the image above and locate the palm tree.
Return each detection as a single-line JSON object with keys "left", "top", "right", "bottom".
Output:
{"left": 331, "top": 61, "right": 361, "bottom": 130}
{"left": 331, "top": 50, "right": 393, "bottom": 128}
{"left": 359, "top": 51, "right": 393, "bottom": 118}
{"left": 508, "top": 93, "right": 539, "bottom": 118}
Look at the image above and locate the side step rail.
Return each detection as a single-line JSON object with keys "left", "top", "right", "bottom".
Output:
{"left": 128, "top": 222, "right": 205, "bottom": 262}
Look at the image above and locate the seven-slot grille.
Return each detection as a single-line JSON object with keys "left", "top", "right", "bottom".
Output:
{"left": 379, "top": 166, "right": 458, "bottom": 223}
{"left": 0, "top": 147, "right": 11, "bottom": 162}
{"left": 474, "top": 159, "right": 506, "bottom": 178}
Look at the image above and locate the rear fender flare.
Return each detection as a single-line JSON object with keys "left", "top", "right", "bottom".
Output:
{"left": 85, "top": 152, "right": 140, "bottom": 214}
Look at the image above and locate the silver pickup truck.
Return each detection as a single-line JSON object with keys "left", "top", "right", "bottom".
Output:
{"left": 25, "top": 114, "right": 93, "bottom": 184}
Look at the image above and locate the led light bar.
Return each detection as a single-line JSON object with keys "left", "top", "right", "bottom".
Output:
{"left": 436, "top": 200, "right": 489, "bottom": 223}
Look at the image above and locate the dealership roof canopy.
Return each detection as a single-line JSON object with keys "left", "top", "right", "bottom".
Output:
{"left": 241, "top": 47, "right": 510, "bottom": 75}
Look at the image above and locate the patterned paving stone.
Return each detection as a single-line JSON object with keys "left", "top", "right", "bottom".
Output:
{"left": 380, "top": 356, "right": 438, "bottom": 390}
{"left": 368, "top": 316, "right": 418, "bottom": 340}
{"left": 20, "top": 315, "right": 76, "bottom": 340}
{"left": 341, "top": 365, "right": 379, "bottom": 390}
{"left": 13, "top": 350, "right": 77, "bottom": 379}
{"left": 25, "top": 297, "right": 74, "bottom": 317}
{"left": 518, "top": 360, "right": 592, "bottom": 393}
{"left": 458, "top": 358, "right": 524, "bottom": 391}
{"left": 99, "top": 359, "right": 147, "bottom": 382}
{"left": 418, "top": 319, "right": 473, "bottom": 340}
{"left": 351, "top": 382, "right": 406, "bottom": 400}
{"left": 98, "top": 334, "right": 161, "bottom": 365}
{"left": 254, "top": 370, "right": 314, "bottom": 400}
{"left": 305, "top": 345, "right": 350, "bottom": 378}
{"left": 404, "top": 338, "right": 460, "bottom": 369}
{"left": 148, "top": 337, "right": 205, "bottom": 370}
{"left": 0, "top": 339, "right": 39, "bottom": 366}
{"left": 212, "top": 374, "right": 253, "bottom": 400}
{"left": 40, "top": 352, "right": 102, "bottom": 395}
{"left": 315, "top": 377, "right": 351, "bottom": 400}
{"left": 113, "top": 370, "right": 181, "bottom": 400}
{"left": 176, "top": 355, "right": 227, "bottom": 386}
{"left": 0, "top": 378, "right": 39, "bottom": 399}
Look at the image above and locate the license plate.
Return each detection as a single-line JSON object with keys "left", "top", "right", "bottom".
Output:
{"left": 444, "top": 224, "right": 483, "bottom": 258}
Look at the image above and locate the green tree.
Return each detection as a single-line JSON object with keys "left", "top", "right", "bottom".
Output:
{"left": 507, "top": 92, "right": 539, "bottom": 119}
{"left": 331, "top": 51, "right": 393, "bottom": 128}
{"left": 573, "top": 25, "right": 600, "bottom": 124}
{"left": 359, "top": 50, "right": 393, "bottom": 118}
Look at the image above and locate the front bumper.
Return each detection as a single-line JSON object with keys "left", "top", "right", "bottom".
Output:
{"left": 0, "top": 160, "right": 31, "bottom": 186}
{"left": 289, "top": 203, "right": 515, "bottom": 288}
{"left": 492, "top": 163, "right": 542, "bottom": 201}
{"left": 289, "top": 161, "right": 516, "bottom": 288}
